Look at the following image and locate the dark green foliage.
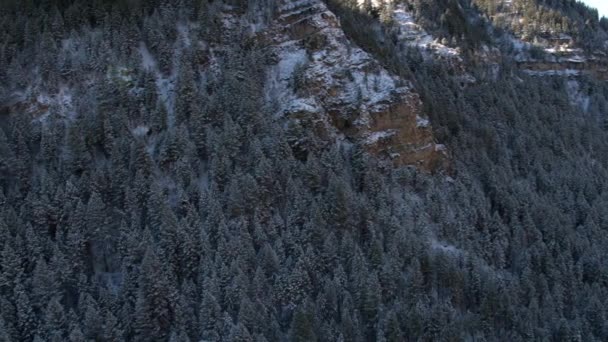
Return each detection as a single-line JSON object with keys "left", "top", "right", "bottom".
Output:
{"left": 2, "top": 0, "right": 608, "bottom": 341}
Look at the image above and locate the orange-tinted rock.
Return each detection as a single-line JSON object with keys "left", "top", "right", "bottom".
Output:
{"left": 268, "top": 0, "right": 448, "bottom": 172}
{"left": 359, "top": 92, "right": 448, "bottom": 172}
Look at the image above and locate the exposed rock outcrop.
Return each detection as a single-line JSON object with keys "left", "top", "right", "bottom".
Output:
{"left": 264, "top": 0, "right": 447, "bottom": 171}
{"left": 518, "top": 59, "right": 608, "bottom": 80}
{"left": 1, "top": 0, "right": 449, "bottom": 172}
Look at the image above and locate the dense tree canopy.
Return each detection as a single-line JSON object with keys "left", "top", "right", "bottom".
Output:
{"left": 1, "top": 0, "right": 608, "bottom": 341}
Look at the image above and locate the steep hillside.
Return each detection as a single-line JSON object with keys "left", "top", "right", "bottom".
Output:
{"left": 266, "top": 0, "right": 447, "bottom": 169}
{"left": 1, "top": 0, "right": 608, "bottom": 341}
{"left": 1, "top": 0, "right": 447, "bottom": 171}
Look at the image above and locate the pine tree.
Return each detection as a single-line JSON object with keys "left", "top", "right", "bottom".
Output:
{"left": 79, "top": 294, "right": 102, "bottom": 340}
{"left": 362, "top": 272, "right": 381, "bottom": 340}
{"left": 14, "top": 283, "right": 36, "bottom": 341}
{"left": 229, "top": 322, "right": 253, "bottom": 342}
{"left": 42, "top": 296, "right": 66, "bottom": 342}
{"left": 0, "top": 129, "right": 15, "bottom": 188}
{"left": 151, "top": 101, "right": 168, "bottom": 134}
{"left": 199, "top": 289, "right": 222, "bottom": 341}
{"left": 0, "top": 315, "right": 13, "bottom": 342}
{"left": 174, "top": 52, "right": 197, "bottom": 126}
{"left": 0, "top": 242, "right": 22, "bottom": 295}
{"left": 101, "top": 310, "right": 124, "bottom": 341}
{"left": 31, "top": 257, "right": 59, "bottom": 312}
{"left": 66, "top": 117, "right": 91, "bottom": 174}
{"left": 289, "top": 300, "right": 317, "bottom": 342}
{"left": 132, "top": 246, "right": 175, "bottom": 341}
{"left": 68, "top": 324, "right": 85, "bottom": 342}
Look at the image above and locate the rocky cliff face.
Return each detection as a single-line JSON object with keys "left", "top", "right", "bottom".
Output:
{"left": 264, "top": 0, "right": 447, "bottom": 171}
{"left": 1, "top": 0, "right": 449, "bottom": 172}
{"left": 518, "top": 59, "right": 608, "bottom": 79}
{"left": 5, "top": 0, "right": 608, "bottom": 173}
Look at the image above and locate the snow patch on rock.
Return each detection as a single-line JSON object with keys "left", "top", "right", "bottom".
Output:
{"left": 365, "top": 130, "right": 396, "bottom": 144}
{"left": 416, "top": 115, "right": 430, "bottom": 128}
{"left": 267, "top": 0, "right": 412, "bottom": 121}
{"left": 277, "top": 46, "right": 309, "bottom": 79}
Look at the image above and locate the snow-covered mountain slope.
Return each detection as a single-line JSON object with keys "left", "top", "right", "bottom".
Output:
{"left": 1, "top": 0, "right": 451, "bottom": 172}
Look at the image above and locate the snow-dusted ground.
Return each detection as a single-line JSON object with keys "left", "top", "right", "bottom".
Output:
{"left": 509, "top": 35, "right": 585, "bottom": 63}
{"left": 138, "top": 41, "right": 177, "bottom": 128}
{"left": 523, "top": 69, "right": 580, "bottom": 76}
{"left": 392, "top": 4, "right": 460, "bottom": 60}
{"left": 365, "top": 130, "right": 396, "bottom": 144}
{"left": 494, "top": 0, "right": 596, "bottom": 79}
{"left": 22, "top": 85, "right": 75, "bottom": 124}
{"left": 511, "top": 33, "right": 594, "bottom": 78}
{"left": 566, "top": 80, "right": 591, "bottom": 113}
{"left": 177, "top": 22, "right": 192, "bottom": 47}
{"left": 416, "top": 115, "right": 430, "bottom": 128}
{"left": 139, "top": 42, "right": 157, "bottom": 70}
{"left": 431, "top": 239, "right": 462, "bottom": 255}
{"left": 356, "top": 0, "right": 384, "bottom": 7}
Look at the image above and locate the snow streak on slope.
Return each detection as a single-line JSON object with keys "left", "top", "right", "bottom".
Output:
{"left": 392, "top": 4, "right": 461, "bottom": 60}
{"left": 523, "top": 69, "right": 580, "bottom": 76}
{"left": 566, "top": 80, "right": 591, "bottom": 113}
{"left": 3, "top": 85, "right": 75, "bottom": 125}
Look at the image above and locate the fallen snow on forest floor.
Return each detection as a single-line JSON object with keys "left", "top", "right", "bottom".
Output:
{"left": 523, "top": 69, "right": 580, "bottom": 76}
{"left": 566, "top": 80, "right": 590, "bottom": 113}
